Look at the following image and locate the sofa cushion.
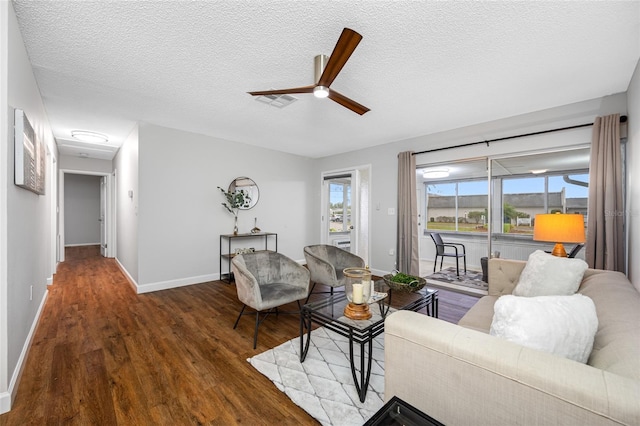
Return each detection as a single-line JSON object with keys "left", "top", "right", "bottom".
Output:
{"left": 513, "top": 250, "right": 588, "bottom": 297}
{"left": 490, "top": 294, "right": 598, "bottom": 363}
{"left": 577, "top": 270, "right": 640, "bottom": 379}
{"left": 457, "top": 295, "right": 497, "bottom": 333}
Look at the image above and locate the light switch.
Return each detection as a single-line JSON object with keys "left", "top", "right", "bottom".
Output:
{"left": 388, "top": 208, "right": 395, "bottom": 215}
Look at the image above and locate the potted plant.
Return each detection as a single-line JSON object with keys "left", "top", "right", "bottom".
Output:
{"left": 218, "top": 186, "right": 251, "bottom": 235}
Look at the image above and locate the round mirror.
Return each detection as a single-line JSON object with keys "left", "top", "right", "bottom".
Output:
{"left": 228, "top": 177, "right": 259, "bottom": 210}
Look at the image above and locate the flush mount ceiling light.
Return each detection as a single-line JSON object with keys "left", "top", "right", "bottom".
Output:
{"left": 530, "top": 169, "right": 548, "bottom": 174}
{"left": 71, "top": 130, "right": 109, "bottom": 144}
{"left": 423, "top": 168, "right": 450, "bottom": 179}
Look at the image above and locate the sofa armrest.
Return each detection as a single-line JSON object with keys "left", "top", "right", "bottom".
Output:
{"left": 385, "top": 311, "right": 640, "bottom": 426}
{"left": 487, "top": 258, "right": 526, "bottom": 296}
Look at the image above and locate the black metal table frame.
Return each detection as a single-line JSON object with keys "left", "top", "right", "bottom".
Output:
{"left": 299, "top": 288, "right": 438, "bottom": 403}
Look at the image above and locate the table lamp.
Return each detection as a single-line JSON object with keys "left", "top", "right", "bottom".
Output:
{"left": 533, "top": 213, "right": 586, "bottom": 257}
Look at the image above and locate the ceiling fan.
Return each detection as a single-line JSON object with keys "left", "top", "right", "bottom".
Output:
{"left": 248, "top": 28, "right": 370, "bottom": 115}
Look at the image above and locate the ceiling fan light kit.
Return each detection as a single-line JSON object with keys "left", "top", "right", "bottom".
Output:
{"left": 313, "top": 86, "right": 330, "bottom": 98}
{"left": 248, "top": 28, "right": 370, "bottom": 115}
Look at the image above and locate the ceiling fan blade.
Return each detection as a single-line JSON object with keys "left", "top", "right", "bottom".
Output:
{"left": 317, "top": 28, "right": 363, "bottom": 88}
{"left": 248, "top": 85, "right": 315, "bottom": 96}
{"left": 328, "top": 90, "right": 370, "bottom": 115}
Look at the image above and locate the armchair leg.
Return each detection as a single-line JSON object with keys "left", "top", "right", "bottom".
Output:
{"left": 464, "top": 256, "right": 467, "bottom": 274}
{"left": 253, "top": 311, "right": 260, "bottom": 349}
{"left": 433, "top": 257, "right": 437, "bottom": 273}
{"left": 305, "top": 282, "right": 317, "bottom": 304}
{"left": 455, "top": 257, "right": 460, "bottom": 276}
{"left": 233, "top": 305, "right": 247, "bottom": 329}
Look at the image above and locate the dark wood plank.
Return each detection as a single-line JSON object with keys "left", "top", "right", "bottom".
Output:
{"left": 0, "top": 246, "right": 479, "bottom": 425}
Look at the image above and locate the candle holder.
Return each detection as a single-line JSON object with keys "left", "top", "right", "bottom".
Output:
{"left": 343, "top": 267, "right": 372, "bottom": 320}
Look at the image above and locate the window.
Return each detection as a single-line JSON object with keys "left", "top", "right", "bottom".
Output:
{"left": 419, "top": 148, "right": 590, "bottom": 237}
{"left": 424, "top": 180, "right": 488, "bottom": 233}
{"left": 328, "top": 179, "right": 351, "bottom": 233}
{"left": 498, "top": 173, "right": 588, "bottom": 234}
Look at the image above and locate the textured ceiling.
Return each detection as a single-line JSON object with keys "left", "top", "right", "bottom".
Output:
{"left": 12, "top": 1, "right": 640, "bottom": 159}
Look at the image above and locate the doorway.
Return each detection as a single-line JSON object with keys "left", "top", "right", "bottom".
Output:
{"left": 58, "top": 170, "right": 114, "bottom": 262}
{"left": 321, "top": 165, "right": 371, "bottom": 265}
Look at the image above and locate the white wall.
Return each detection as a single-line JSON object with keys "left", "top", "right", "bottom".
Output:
{"left": 64, "top": 174, "right": 100, "bottom": 246}
{"left": 314, "top": 94, "right": 628, "bottom": 276}
{"left": 59, "top": 155, "right": 113, "bottom": 174}
{"left": 114, "top": 124, "right": 139, "bottom": 283}
{"left": 0, "top": 1, "right": 56, "bottom": 413}
{"left": 626, "top": 59, "right": 639, "bottom": 291}
{"left": 135, "top": 123, "right": 315, "bottom": 292}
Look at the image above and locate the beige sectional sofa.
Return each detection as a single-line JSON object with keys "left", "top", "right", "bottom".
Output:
{"left": 384, "top": 258, "right": 640, "bottom": 425}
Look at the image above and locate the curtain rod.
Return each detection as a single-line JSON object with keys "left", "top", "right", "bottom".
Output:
{"left": 412, "top": 115, "right": 628, "bottom": 156}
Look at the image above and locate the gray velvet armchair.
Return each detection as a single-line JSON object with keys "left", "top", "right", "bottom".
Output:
{"left": 231, "top": 251, "right": 310, "bottom": 349}
{"left": 303, "top": 244, "right": 365, "bottom": 302}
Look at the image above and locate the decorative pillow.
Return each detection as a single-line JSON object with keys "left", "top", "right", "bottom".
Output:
{"left": 490, "top": 294, "right": 598, "bottom": 363}
{"left": 513, "top": 250, "right": 588, "bottom": 296}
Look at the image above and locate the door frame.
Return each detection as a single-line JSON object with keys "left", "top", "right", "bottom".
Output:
{"left": 58, "top": 169, "right": 115, "bottom": 261}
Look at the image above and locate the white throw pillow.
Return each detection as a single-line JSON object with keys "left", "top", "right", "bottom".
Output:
{"left": 490, "top": 294, "right": 598, "bottom": 363}
{"left": 513, "top": 250, "right": 588, "bottom": 296}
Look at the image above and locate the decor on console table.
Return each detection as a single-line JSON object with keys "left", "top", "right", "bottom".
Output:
{"left": 218, "top": 183, "right": 251, "bottom": 235}
{"left": 250, "top": 217, "right": 261, "bottom": 234}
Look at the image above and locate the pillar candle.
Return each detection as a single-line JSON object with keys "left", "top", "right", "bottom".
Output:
{"left": 352, "top": 283, "right": 363, "bottom": 304}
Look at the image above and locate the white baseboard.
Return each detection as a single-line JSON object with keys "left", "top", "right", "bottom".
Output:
{"left": 114, "top": 259, "right": 219, "bottom": 294}
{"left": 0, "top": 288, "right": 48, "bottom": 414}
{"left": 136, "top": 273, "right": 220, "bottom": 294}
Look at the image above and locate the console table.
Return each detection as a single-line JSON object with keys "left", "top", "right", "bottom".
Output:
{"left": 219, "top": 232, "right": 277, "bottom": 283}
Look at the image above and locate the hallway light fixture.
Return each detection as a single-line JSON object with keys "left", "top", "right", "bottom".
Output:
{"left": 423, "top": 168, "right": 450, "bottom": 179}
{"left": 71, "top": 130, "right": 109, "bottom": 144}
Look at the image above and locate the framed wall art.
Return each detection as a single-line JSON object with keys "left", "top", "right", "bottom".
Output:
{"left": 14, "top": 108, "right": 45, "bottom": 195}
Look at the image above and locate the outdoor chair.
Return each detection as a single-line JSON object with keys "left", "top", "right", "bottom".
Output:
{"left": 303, "top": 244, "right": 365, "bottom": 303}
{"left": 430, "top": 232, "right": 467, "bottom": 276}
{"left": 568, "top": 244, "right": 584, "bottom": 258}
{"left": 231, "top": 251, "right": 310, "bottom": 349}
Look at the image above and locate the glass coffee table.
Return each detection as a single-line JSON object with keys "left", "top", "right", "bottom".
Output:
{"left": 299, "top": 281, "right": 438, "bottom": 402}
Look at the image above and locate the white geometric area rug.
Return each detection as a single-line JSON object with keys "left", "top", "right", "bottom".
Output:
{"left": 247, "top": 327, "right": 385, "bottom": 425}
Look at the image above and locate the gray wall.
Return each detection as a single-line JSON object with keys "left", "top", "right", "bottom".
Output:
{"left": 64, "top": 174, "right": 101, "bottom": 246}
{"left": 1, "top": 1, "right": 56, "bottom": 411}
{"left": 114, "top": 124, "right": 139, "bottom": 283}
{"left": 626, "top": 60, "right": 639, "bottom": 291}
{"left": 314, "top": 93, "right": 629, "bottom": 277}
{"left": 131, "top": 122, "right": 315, "bottom": 292}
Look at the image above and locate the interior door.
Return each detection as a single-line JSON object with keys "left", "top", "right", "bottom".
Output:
{"left": 100, "top": 176, "right": 107, "bottom": 257}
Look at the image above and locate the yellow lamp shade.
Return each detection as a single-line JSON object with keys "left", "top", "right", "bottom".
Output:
{"left": 533, "top": 213, "right": 585, "bottom": 257}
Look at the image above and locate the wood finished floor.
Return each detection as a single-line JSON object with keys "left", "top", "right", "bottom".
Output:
{"left": 0, "top": 246, "right": 479, "bottom": 425}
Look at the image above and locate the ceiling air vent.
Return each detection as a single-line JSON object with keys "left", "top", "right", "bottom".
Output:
{"left": 255, "top": 93, "right": 298, "bottom": 108}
